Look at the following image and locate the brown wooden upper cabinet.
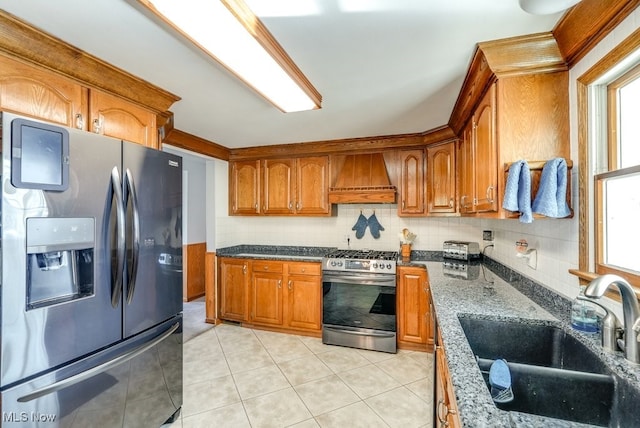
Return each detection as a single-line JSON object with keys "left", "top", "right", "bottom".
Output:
{"left": 230, "top": 160, "right": 261, "bottom": 215}
{"left": 0, "top": 54, "right": 161, "bottom": 149}
{"left": 398, "top": 149, "right": 426, "bottom": 216}
{"left": 427, "top": 141, "right": 457, "bottom": 215}
{"left": 0, "top": 54, "right": 86, "bottom": 128}
{"left": 452, "top": 35, "right": 570, "bottom": 219}
{"left": 458, "top": 84, "right": 497, "bottom": 214}
{"left": 89, "top": 90, "right": 158, "bottom": 148}
{"left": 230, "top": 156, "right": 331, "bottom": 216}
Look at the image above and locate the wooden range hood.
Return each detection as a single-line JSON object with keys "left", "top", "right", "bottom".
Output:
{"left": 329, "top": 153, "right": 396, "bottom": 204}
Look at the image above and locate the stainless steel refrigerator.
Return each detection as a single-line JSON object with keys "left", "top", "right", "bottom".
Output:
{"left": 0, "top": 112, "right": 183, "bottom": 427}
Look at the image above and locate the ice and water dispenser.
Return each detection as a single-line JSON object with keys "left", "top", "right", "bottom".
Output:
{"left": 26, "top": 217, "right": 95, "bottom": 309}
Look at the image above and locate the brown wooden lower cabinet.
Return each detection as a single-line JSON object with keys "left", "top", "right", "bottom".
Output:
{"left": 435, "top": 326, "right": 461, "bottom": 428}
{"left": 285, "top": 263, "right": 322, "bottom": 331}
{"left": 251, "top": 260, "right": 285, "bottom": 326}
{"left": 218, "top": 257, "right": 250, "bottom": 322}
{"left": 397, "top": 265, "right": 434, "bottom": 351}
{"left": 217, "top": 257, "right": 322, "bottom": 335}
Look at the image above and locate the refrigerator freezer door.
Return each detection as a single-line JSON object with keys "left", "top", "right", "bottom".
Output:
{"left": 1, "top": 114, "right": 123, "bottom": 387}
{"left": 122, "top": 142, "right": 182, "bottom": 338}
{"left": 1, "top": 316, "right": 182, "bottom": 427}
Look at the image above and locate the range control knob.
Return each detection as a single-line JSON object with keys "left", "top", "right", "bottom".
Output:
{"left": 372, "top": 263, "right": 378, "bottom": 269}
{"left": 386, "top": 263, "right": 392, "bottom": 270}
{"left": 379, "top": 264, "right": 385, "bottom": 270}
{"left": 330, "top": 261, "right": 336, "bottom": 267}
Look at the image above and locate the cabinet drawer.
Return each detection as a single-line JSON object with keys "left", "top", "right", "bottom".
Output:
{"left": 287, "top": 262, "right": 321, "bottom": 276}
{"left": 252, "top": 260, "right": 284, "bottom": 273}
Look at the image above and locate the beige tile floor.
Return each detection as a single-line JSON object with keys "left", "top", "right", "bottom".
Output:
{"left": 170, "top": 323, "right": 434, "bottom": 427}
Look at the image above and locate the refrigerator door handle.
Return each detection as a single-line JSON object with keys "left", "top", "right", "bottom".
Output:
{"left": 17, "top": 321, "right": 180, "bottom": 403}
{"left": 125, "top": 168, "right": 140, "bottom": 304}
{"left": 110, "top": 167, "right": 126, "bottom": 308}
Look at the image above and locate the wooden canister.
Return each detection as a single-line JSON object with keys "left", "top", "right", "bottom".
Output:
{"left": 401, "top": 244, "right": 411, "bottom": 259}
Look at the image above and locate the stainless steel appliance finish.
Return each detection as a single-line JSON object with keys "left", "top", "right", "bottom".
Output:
{"left": 443, "top": 240, "right": 480, "bottom": 260}
{"left": 0, "top": 112, "right": 183, "bottom": 426}
{"left": 323, "top": 249, "right": 397, "bottom": 274}
{"left": 322, "top": 249, "right": 398, "bottom": 353}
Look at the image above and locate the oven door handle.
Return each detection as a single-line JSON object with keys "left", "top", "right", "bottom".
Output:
{"left": 323, "top": 274, "right": 396, "bottom": 287}
{"left": 323, "top": 326, "right": 396, "bottom": 338}
{"left": 322, "top": 275, "right": 396, "bottom": 287}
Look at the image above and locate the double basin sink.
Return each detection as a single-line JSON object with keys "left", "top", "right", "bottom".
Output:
{"left": 459, "top": 316, "right": 640, "bottom": 426}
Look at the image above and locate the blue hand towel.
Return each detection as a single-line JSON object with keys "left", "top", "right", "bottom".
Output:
{"left": 532, "top": 158, "right": 571, "bottom": 218}
{"left": 502, "top": 160, "right": 532, "bottom": 223}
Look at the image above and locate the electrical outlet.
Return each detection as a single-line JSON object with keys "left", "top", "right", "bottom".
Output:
{"left": 483, "top": 230, "right": 494, "bottom": 241}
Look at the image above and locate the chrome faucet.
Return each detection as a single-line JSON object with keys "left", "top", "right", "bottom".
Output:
{"left": 584, "top": 274, "right": 640, "bottom": 365}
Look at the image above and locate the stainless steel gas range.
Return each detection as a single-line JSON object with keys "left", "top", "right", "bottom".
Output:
{"left": 321, "top": 249, "right": 398, "bottom": 353}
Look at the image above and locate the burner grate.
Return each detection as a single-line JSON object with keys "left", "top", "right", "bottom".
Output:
{"left": 326, "top": 249, "right": 398, "bottom": 260}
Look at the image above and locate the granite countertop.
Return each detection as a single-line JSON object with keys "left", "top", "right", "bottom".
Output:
{"left": 216, "top": 245, "right": 335, "bottom": 263}
{"left": 409, "top": 258, "right": 640, "bottom": 428}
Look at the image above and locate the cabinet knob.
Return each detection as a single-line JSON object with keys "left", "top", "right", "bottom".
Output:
{"left": 264, "top": 266, "right": 268, "bottom": 270}
{"left": 449, "top": 198, "right": 454, "bottom": 208}
{"left": 296, "top": 202, "right": 301, "bottom": 210}
{"left": 278, "top": 280, "right": 282, "bottom": 288}
{"left": 289, "top": 202, "right": 293, "bottom": 210}
{"left": 288, "top": 280, "right": 292, "bottom": 290}
{"left": 243, "top": 265, "right": 247, "bottom": 274}
{"left": 75, "top": 114, "right": 84, "bottom": 129}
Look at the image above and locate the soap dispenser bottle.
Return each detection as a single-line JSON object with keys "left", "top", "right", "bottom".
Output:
{"left": 571, "top": 285, "right": 600, "bottom": 333}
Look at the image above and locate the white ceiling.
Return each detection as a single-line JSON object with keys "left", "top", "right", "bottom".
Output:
{"left": 0, "top": 0, "right": 563, "bottom": 149}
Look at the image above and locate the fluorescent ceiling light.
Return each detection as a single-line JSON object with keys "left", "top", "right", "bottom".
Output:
{"left": 518, "top": 0, "right": 582, "bottom": 15}
{"left": 137, "top": 0, "right": 322, "bottom": 112}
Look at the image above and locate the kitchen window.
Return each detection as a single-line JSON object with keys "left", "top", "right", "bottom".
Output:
{"left": 575, "top": 30, "right": 640, "bottom": 295}
{"left": 595, "top": 66, "right": 640, "bottom": 285}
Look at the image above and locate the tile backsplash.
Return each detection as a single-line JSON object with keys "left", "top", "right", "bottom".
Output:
{"left": 215, "top": 203, "right": 580, "bottom": 301}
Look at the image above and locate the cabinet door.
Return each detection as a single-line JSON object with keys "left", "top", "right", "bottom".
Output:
{"left": 398, "top": 149, "right": 426, "bottom": 216}
{"left": 435, "top": 328, "right": 460, "bottom": 428}
{"left": 0, "top": 54, "right": 87, "bottom": 128}
{"left": 286, "top": 272, "right": 321, "bottom": 331}
{"left": 263, "top": 159, "right": 295, "bottom": 214}
{"left": 89, "top": 89, "right": 157, "bottom": 148}
{"left": 473, "top": 84, "right": 497, "bottom": 213}
{"left": 218, "top": 258, "right": 249, "bottom": 322}
{"left": 295, "top": 156, "right": 330, "bottom": 215}
{"left": 230, "top": 160, "right": 261, "bottom": 215}
{"left": 397, "top": 266, "right": 431, "bottom": 347}
{"left": 427, "top": 143, "right": 456, "bottom": 214}
{"left": 251, "top": 272, "right": 284, "bottom": 326}
{"left": 458, "top": 124, "right": 475, "bottom": 214}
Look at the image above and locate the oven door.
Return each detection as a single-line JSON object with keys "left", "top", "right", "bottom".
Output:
{"left": 322, "top": 271, "right": 397, "bottom": 353}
